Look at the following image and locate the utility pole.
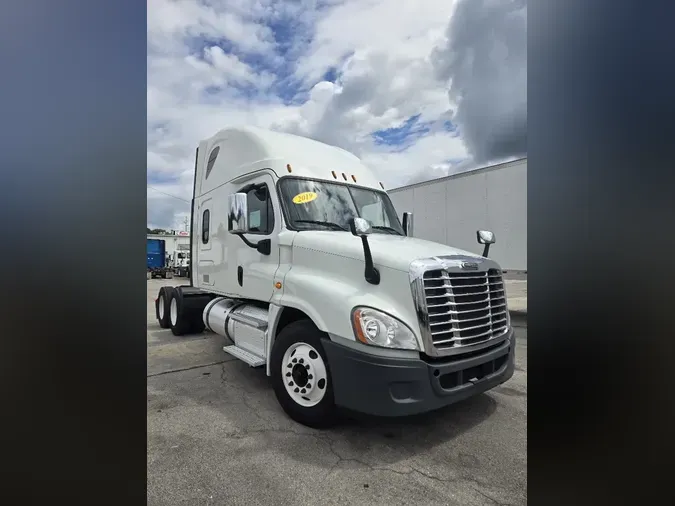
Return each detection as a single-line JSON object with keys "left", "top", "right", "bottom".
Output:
{"left": 184, "top": 216, "right": 189, "bottom": 232}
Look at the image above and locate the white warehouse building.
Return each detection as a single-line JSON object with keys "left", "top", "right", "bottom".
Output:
{"left": 146, "top": 158, "right": 527, "bottom": 272}
{"left": 388, "top": 158, "right": 527, "bottom": 272}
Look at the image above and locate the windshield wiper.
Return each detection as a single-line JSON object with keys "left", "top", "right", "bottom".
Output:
{"left": 295, "top": 220, "right": 348, "bottom": 231}
{"left": 371, "top": 225, "right": 403, "bottom": 235}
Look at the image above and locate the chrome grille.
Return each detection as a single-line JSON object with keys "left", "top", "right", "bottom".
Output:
{"left": 422, "top": 268, "right": 508, "bottom": 350}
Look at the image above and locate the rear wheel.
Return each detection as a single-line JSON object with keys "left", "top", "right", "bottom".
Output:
{"left": 169, "top": 289, "right": 206, "bottom": 336}
{"left": 271, "top": 319, "right": 337, "bottom": 428}
{"left": 156, "top": 286, "right": 174, "bottom": 329}
{"left": 169, "top": 291, "right": 192, "bottom": 336}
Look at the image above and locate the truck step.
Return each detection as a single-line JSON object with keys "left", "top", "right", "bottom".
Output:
{"left": 223, "top": 345, "right": 265, "bottom": 367}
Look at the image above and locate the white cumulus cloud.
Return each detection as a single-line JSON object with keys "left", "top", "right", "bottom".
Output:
{"left": 147, "top": 0, "right": 526, "bottom": 230}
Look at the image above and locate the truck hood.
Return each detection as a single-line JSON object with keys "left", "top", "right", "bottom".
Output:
{"left": 292, "top": 231, "right": 483, "bottom": 272}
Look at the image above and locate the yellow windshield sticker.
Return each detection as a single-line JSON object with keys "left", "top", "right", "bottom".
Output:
{"left": 292, "top": 191, "right": 318, "bottom": 204}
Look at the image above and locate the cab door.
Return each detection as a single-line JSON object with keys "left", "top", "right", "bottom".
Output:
{"left": 228, "top": 171, "right": 281, "bottom": 302}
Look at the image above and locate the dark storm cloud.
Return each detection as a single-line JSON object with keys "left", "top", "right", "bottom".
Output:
{"left": 432, "top": 0, "right": 527, "bottom": 164}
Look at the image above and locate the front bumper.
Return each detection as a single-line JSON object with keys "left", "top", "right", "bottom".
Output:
{"left": 322, "top": 329, "right": 516, "bottom": 417}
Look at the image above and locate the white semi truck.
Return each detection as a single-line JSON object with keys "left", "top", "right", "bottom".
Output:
{"left": 154, "top": 126, "right": 515, "bottom": 427}
{"left": 173, "top": 249, "right": 190, "bottom": 278}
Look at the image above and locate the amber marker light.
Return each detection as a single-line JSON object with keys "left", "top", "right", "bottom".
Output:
{"left": 286, "top": 164, "right": 292, "bottom": 173}
{"left": 331, "top": 170, "right": 337, "bottom": 179}
{"left": 275, "top": 282, "right": 282, "bottom": 289}
{"left": 342, "top": 172, "right": 347, "bottom": 180}
{"left": 351, "top": 308, "right": 369, "bottom": 344}
{"left": 351, "top": 175, "right": 357, "bottom": 182}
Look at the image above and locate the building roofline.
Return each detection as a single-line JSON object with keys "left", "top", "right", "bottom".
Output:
{"left": 147, "top": 233, "right": 191, "bottom": 238}
{"left": 387, "top": 156, "right": 527, "bottom": 194}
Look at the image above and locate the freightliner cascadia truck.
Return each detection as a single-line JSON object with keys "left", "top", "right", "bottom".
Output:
{"left": 154, "top": 126, "right": 515, "bottom": 427}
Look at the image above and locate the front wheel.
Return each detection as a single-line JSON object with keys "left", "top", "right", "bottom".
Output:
{"left": 270, "top": 319, "right": 337, "bottom": 428}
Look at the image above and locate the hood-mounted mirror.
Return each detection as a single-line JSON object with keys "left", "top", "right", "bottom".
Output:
{"left": 476, "top": 230, "right": 496, "bottom": 257}
{"left": 350, "top": 217, "right": 380, "bottom": 285}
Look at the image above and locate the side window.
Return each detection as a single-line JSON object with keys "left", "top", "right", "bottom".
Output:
{"left": 246, "top": 184, "right": 274, "bottom": 235}
{"left": 202, "top": 209, "right": 210, "bottom": 243}
{"left": 204, "top": 146, "right": 220, "bottom": 180}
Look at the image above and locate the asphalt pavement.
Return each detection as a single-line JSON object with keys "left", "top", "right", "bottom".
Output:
{"left": 147, "top": 278, "right": 527, "bottom": 506}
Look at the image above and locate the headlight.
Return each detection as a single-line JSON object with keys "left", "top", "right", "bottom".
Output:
{"left": 351, "top": 307, "right": 420, "bottom": 350}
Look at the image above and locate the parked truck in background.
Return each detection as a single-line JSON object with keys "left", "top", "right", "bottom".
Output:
{"left": 147, "top": 238, "right": 173, "bottom": 279}
{"left": 154, "top": 126, "right": 514, "bottom": 427}
{"left": 173, "top": 249, "right": 191, "bottom": 278}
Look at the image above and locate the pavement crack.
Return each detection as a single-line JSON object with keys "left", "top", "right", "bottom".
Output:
{"left": 147, "top": 361, "right": 228, "bottom": 378}
{"left": 218, "top": 362, "right": 272, "bottom": 423}
{"left": 219, "top": 362, "right": 228, "bottom": 385}
{"left": 324, "top": 438, "right": 377, "bottom": 476}
{"left": 220, "top": 427, "right": 325, "bottom": 443}
{"left": 241, "top": 393, "right": 271, "bottom": 423}
{"left": 322, "top": 439, "right": 452, "bottom": 483}
{"left": 471, "top": 487, "right": 514, "bottom": 506}
{"left": 408, "top": 465, "right": 452, "bottom": 483}
{"left": 322, "top": 450, "right": 493, "bottom": 490}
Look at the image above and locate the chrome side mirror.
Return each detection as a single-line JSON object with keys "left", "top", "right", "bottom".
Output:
{"left": 228, "top": 193, "right": 249, "bottom": 234}
{"left": 350, "top": 217, "right": 372, "bottom": 237}
{"left": 476, "top": 230, "right": 495, "bottom": 257}
{"left": 476, "top": 230, "right": 495, "bottom": 244}
{"left": 349, "top": 217, "right": 379, "bottom": 285}
{"left": 402, "top": 212, "right": 413, "bottom": 237}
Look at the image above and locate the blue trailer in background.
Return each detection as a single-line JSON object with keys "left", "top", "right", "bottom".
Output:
{"left": 147, "top": 238, "right": 172, "bottom": 279}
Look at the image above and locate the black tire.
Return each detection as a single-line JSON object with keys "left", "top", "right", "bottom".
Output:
{"left": 156, "top": 286, "right": 174, "bottom": 329}
{"left": 168, "top": 290, "right": 192, "bottom": 336}
{"left": 270, "top": 319, "right": 337, "bottom": 428}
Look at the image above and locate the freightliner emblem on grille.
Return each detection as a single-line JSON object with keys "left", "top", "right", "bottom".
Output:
{"left": 460, "top": 261, "right": 479, "bottom": 270}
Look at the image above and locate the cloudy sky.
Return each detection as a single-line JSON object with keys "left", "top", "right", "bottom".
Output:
{"left": 147, "top": 0, "right": 527, "bottom": 230}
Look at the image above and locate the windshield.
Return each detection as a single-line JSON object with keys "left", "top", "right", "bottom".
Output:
{"left": 278, "top": 178, "right": 404, "bottom": 235}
